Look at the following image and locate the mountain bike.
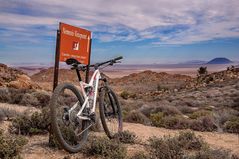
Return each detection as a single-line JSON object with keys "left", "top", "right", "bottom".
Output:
{"left": 50, "top": 56, "right": 123, "bottom": 153}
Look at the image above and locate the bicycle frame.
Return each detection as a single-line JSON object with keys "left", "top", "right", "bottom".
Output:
{"left": 68, "top": 68, "right": 101, "bottom": 121}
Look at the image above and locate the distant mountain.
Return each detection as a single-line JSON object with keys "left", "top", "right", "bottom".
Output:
{"left": 207, "top": 58, "right": 233, "bottom": 64}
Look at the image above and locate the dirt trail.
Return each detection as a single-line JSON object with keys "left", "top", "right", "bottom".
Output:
{"left": 1, "top": 103, "right": 238, "bottom": 157}
{"left": 19, "top": 122, "right": 239, "bottom": 158}
{"left": 124, "top": 122, "right": 239, "bottom": 155}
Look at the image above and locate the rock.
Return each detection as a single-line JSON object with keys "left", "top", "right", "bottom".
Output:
{"left": 0, "top": 63, "right": 40, "bottom": 89}
{"left": 8, "top": 74, "right": 39, "bottom": 89}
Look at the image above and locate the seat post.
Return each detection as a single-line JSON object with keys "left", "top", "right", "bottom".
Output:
{"left": 75, "top": 68, "right": 82, "bottom": 81}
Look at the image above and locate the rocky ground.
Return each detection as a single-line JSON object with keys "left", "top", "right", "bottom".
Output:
{"left": 0, "top": 63, "right": 239, "bottom": 158}
{"left": 0, "top": 103, "right": 238, "bottom": 159}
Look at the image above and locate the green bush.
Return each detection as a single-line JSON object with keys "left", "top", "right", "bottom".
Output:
{"left": 147, "top": 131, "right": 237, "bottom": 159}
{"left": 190, "top": 148, "right": 234, "bottom": 159}
{"left": 190, "top": 116, "right": 217, "bottom": 132}
{"left": 189, "top": 110, "right": 212, "bottom": 119}
{"left": 148, "top": 136, "right": 183, "bottom": 159}
{"left": 120, "top": 91, "right": 137, "bottom": 100}
{"left": 8, "top": 88, "right": 28, "bottom": 105}
{"left": 19, "top": 93, "right": 39, "bottom": 106}
{"left": 130, "top": 152, "right": 148, "bottom": 159}
{"left": 32, "top": 91, "right": 50, "bottom": 107}
{"left": 0, "top": 88, "right": 10, "bottom": 103}
{"left": 114, "top": 130, "right": 137, "bottom": 144}
{"left": 0, "top": 88, "right": 50, "bottom": 108}
{"left": 83, "top": 136, "right": 126, "bottom": 159}
{"left": 150, "top": 112, "right": 164, "bottom": 127}
{"left": 162, "top": 115, "right": 190, "bottom": 129}
{"left": 197, "top": 67, "right": 208, "bottom": 76}
{"left": 120, "top": 91, "right": 130, "bottom": 100}
{"left": 10, "top": 108, "right": 50, "bottom": 135}
{"left": 223, "top": 116, "right": 239, "bottom": 133}
{"left": 177, "top": 131, "right": 205, "bottom": 150}
{"left": 125, "top": 111, "right": 150, "bottom": 125}
{"left": 141, "top": 105, "right": 181, "bottom": 118}
{"left": 0, "top": 129, "right": 28, "bottom": 159}
{"left": 0, "top": 107, "right": 21, "bottom": 121}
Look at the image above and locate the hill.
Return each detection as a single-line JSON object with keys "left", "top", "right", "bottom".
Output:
{"left": 0, "top": 63, "right": 39, "bottom": 89}
{"left": 207, "top": 57, "right": 232, "bottom": 64}
{"left": 111, "top": 70, "right": 191, "bottom": 93}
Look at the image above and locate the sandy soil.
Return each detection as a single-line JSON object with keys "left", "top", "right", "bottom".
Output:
{"left": 16, "top": 122, "right": 239, "bottom": 158}
{"left": 1, "top": 103, "right": 238, "bottom": 158}
{"left": 124, "top": 123, "right": 239, "bottom": 155}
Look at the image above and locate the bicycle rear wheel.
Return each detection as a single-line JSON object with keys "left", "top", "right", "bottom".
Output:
{"left": 50, "top": 83, "right": 89, "bottom": 153}
{"left": 99, "top": 86, "right": 123, "bottom": 138}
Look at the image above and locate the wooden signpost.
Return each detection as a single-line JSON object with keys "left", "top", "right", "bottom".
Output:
{"left": 53, "top": 22, "right": 92, "bottom": 90}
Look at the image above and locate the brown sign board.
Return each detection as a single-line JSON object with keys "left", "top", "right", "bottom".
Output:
{"left": 59, "top": 22, "right": 91, "bottom": 65}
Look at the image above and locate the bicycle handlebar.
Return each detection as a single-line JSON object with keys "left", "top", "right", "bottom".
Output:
{"left": 95, "top": 56, "right": 123, "bottom": 68}
{"left": 113, "top": 56, "right": 123, "bottom": 61}
{"left": 72, "top": 56, "right": 123, "bottom": 71}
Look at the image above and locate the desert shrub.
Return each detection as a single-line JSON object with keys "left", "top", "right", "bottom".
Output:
{"left": 114, "top": 130, "right": 137, "bottom": 144}
{"left": 10, "top": 108, "right": 50, "bottom": 135}
{"left": 140, "top": 105, "right": 181, "bottom": 118}
{"left": 120, "top": 91, "right": 130, "bottom": 100}
{"left": 90, "top": 115, "right": 102, "bottom": 132}
{"left": 178, "top": 105, "right": 195, "bottom": 114}
{"left": 32, "top": 91, "right": 50, "bottom": 107}
{"left": 223, "top": 116, "right": 239, "bottom": 133}
{"left": 190, "top": 116, "right": 217, "bottom": 132}
{"left": 19, "top": 93, "right": 39, "bottom": 106}
{"left": 190, "top": 148, "right": 234, "bottom": 159}
{"left": 157, "top": 84, "right": 169, "bottom": 91}
{"left": 177, "top": 131, "right": 205, "bottom": 150}
{"left": 0, "top": 107, "right": 21, "bottom": 121}
{"left": 162, "top": 115, "right": 190, "bottom": 129}
{"left": 8, "top": 88, "right": 28, "bottom": 104}
{"left": 0, "top": 111, "right": 4, "bottom": 122}
{"left": 148, "top": 136, "right": 183, "bottom": 159}
{"left": 139, "top": 106, "right": 155, "bottom": 117}
{"left": 214, "top": 109, "right": 237, "bottom": 126}
{"left": 150, "top": 112, "right": 164, "bottom": 127}
{"left": 0, "top": 129, "right": 28, "bottom": 159}
{"left": 0, "top": 88, "right": 51, "bottom": 107}
{"left": 124, "top": 110, "right": 150, "bottom": 125}
{"left": 189, "top": 110, "right": 212, "bottom": 119}
{"left": 0, "top": 87, "right": 10, "bottom": 103}
{"left": 48, "top": 124, "right": 82, "bottom": 149}
{"left": 130, "top": 152, "right": 148, "bottom": 159}
{"left": 119, "top": 91, "right": 137, "bottom": 100}
{"left": 154, "top": 105, "right": 181, "bottom": 116}
{"left": 150, "top": 112, "right": 190, "bottom": 129}
{"left": 232, "top": 97, "right": 239, "bottom": 110}
{"left": 147, "top": 131, "right": 237, "bottom": 159}
{"left": 197, "top": 67, "right": 208, "bottom": 76}
{"left": 83, "top": 136, "right": 126, "bottom": 159}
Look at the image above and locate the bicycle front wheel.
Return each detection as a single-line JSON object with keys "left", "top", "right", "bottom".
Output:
{"left": 99, "top": 86, "right": 123, "bottom": 138}
{"left": 50, "top": 83, "right": 89, "bottom": 153}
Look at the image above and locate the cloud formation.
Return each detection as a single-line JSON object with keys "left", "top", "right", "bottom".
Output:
{"left": 0, "top": 0, "right": 239, "bottom": 45}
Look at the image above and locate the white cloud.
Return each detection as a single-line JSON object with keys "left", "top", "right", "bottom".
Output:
{"left": 0, "top": 0, "right": 239, "bottom": 44}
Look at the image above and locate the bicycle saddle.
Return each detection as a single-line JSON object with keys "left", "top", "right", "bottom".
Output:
{"left": 66, "top": 58, "right": 81, "bottom": 66}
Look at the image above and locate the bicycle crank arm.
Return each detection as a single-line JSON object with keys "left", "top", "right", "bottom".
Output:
{"left": 77, "top": 116, "right": 90, "bottom": 120}
{"left": 76, "top": 123, "right": 92, "bottom": 136}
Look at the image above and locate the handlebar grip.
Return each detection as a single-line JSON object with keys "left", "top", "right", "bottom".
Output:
{"left": 114, "top": 56, "right": 123, "bottom": 61}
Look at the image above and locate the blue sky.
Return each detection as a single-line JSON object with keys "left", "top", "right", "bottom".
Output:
{"left": 0, "top": 0, "right": 239, "bottom": 65}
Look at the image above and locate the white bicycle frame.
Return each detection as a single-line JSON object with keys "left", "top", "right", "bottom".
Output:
{"left": 68, "top": 69, "right": 101, "bottom": 121}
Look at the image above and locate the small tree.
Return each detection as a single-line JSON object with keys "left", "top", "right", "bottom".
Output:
{"left": 197, "top": 67, "right": 207, "bottom": 76}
